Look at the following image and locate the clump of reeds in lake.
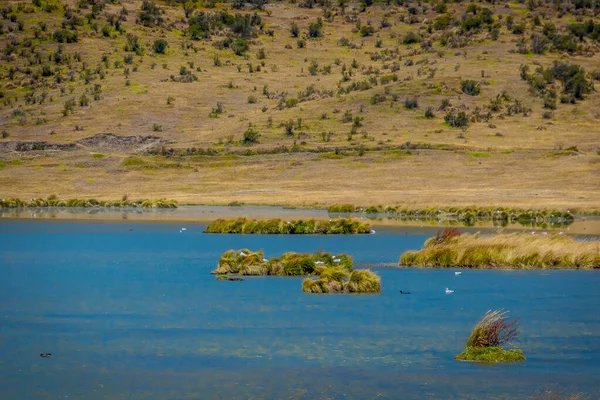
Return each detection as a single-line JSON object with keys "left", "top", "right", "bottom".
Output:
{"left": 211, "top": 249, "right": 353, "bottom": 276}
{"left": 0, "top": 196, "right": 177, "bottom": 208}
{"left": 455, "top": 309, "right": 525, "bottom": 363}
{"left": 302, "top": 268, "right": 381, "bottom": 294}
{"left": 399, "top": 229, "right": 600, "bottom": 269}
{"left": 204, "top": 218, "right": 371, "bottom": 234}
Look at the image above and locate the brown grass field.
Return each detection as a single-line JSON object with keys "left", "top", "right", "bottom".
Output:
{"left": 0, "top": 0, "right": 599, "bottom": 210}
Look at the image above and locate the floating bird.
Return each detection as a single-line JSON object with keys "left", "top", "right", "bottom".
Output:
{"left": 181, "top": 227, "right": 187, "bottom": 231}
{"left": 333, "top": 258, "right": 341, "bottom": 263}
{"left": 239, "top": 251, "right": 247, "bottom": 257}
{"left": 262, "top": 258, "right": 268, "bottom": 262}
{"left": 370, "top": 229, "right": 376, "bottom": 234}
{"left": 399, "top": 290, "right": 411, "bottom": 295}
{"left": 445, "top": 288, "right": 454, "bottom": 294}
{"left": 40, "top": 353, "right": 52, "bottom": 358}
{"left": 315, "top": 261, "right": 325, "bottom": 265}
{"left": 455, "top": 271, "right": 462, "bottom": 276}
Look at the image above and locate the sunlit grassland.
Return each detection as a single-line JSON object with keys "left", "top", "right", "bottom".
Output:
{"left": 0, "top": 0, "right": 599, "bottom": 210}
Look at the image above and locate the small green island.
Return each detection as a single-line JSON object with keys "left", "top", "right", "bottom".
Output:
{"left": 455, "top": 310, "right": 525, "bottom": 363}
{"left": 205, "top": 218, "right": 372, "bottom": 234}
{"left": 212, "top": 249, "right": 380, "bottom": 294}
{"left": 399, "top": 228, "right": 600, "bottom": 269}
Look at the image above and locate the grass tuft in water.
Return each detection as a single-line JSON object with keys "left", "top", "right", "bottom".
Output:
{"left": 455, "top": 309, "right": 525, "bottom": 363}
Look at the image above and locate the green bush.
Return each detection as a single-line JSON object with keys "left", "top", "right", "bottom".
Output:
{"left": 242, "top": 126, "right": 260, "bottom": 144}
{"left": 461, "top": 80, "right": 481, "bottom": 96}
{"left": 402, "top": 31, "right": 420, "bottom": 44}
{"left": 445, "top": 111, "right": 469, "bottom": 128}
{"left": 153, "top": 39, "right": 168, "bottom": 54}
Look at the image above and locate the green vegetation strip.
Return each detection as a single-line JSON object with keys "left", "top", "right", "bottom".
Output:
{"left": 399, "top": 229, "right": 600, "bottom": 269}
{"left": 205, "top": 218, "right": 371, "bottom": 234}
{"left": 328, "top": 204, "right": 580, "bottom": 223}
{"left": 212, "top": 249, "right": 380, "bottom": 294}
{"left": 455, "top": 347, "right": 526, "bottom": 363}
{"left": 0, "top": 196, "right": 177, "bottom": 208}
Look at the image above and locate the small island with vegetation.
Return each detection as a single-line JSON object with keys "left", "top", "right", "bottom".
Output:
{"left": 455, "top": 309, "right": 525, "bottom": 363}
{"left": 205, "top": 218, "right": 371, "bottom": 234}
{"left": 399, "top": 228, "right": 600, "bottom": 269}
{"left": 211, "top": 249, "right": 353, "bottom": 276}
{"left": 212, "top": 249, "right": 380, "bottom": 294}
{"left": 302, "top": 268, "right": 380, "bottom": 294}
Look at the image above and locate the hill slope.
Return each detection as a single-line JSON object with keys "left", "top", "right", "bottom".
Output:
{"left": 0, "top": 0, "right": 599, "bottom": 210}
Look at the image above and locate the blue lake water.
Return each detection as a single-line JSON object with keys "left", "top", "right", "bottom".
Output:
{"left": 0, "top": 221, "right": 599, "bottom": 399}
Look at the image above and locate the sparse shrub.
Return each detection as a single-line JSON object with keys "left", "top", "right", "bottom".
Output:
{"left": 152, "top": 123, "right": 163, "bottom": 132}
{"left": 360, "top": 24, "right": 375, "bottom": 37}
{"left": 79, "top": 94, "right": 89, "bottom": 107}
{"left": 290, "top": 22, "right": 299, "bottom": 37}
{"left": 247, "top": 95, "right": 257, "bottom": 104}
{"left": 308, "top": 18, "right": 323, "bottom": 38}
{"left": 256, "top": 47, "right": 266, "bottom": 60}
{"left": 424, "top": 107, "right": 435, "bottom": 119}
{"left": 404, "top": 97, "right": 418, "bottom": 109}
{"left": 153, "top": 39, "right": 168, "bottom": 54}
{"left": 461, "top": 80, "right": 481, "bottom": 96}
{"left": 445, "top": 111, "right": 469, "bottom": 128}
{"left": 139, "top": 0, "right": 163, "bottom": 27}
{"left": 242, "top": 126, "right": 260, "bottom": 144}
{"left": 531, "top": 33, "right": 548, "bottom": 55}
{"left": 402, "top": 31, "right": 420, "bottom": 44}
{"left": 1, "top": 130, "right": 9, "bottom": 139}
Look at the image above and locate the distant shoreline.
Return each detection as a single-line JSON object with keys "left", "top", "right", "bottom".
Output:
{"left": 1, "top": 205, "right": 600, "bottom": 235}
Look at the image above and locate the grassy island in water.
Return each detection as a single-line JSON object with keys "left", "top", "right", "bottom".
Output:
{"left": 205, "top": 218, "right": 371, "bottom": 234}
{"left": 212, "top": 249, "right": 380, "bottom": 294}
{"left": 400, "top": 229, "right": 600, "bottom": 269}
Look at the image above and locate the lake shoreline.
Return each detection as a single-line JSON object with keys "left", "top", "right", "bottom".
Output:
{"left": 1, "top": 205, "right": 600, "bottom": 235}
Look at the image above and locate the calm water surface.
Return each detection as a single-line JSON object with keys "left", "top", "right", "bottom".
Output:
{"left": 0, "top": 221, "right": 599, "bottom": 399}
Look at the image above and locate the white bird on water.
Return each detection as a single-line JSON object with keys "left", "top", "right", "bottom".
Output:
{"left": 445, "top": 288, "right": 454, "bottom": 294}
{"left": 455, "top": 271, "right": 462, "bottom": 276}
{"left": 239, "top": 251, "right": 247, "bottom": 257}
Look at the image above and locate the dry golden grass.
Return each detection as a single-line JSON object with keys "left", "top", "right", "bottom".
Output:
{"left": 0, "top": 1, "right": 599, "bottom": 209}
{"left": 400, "top": 231, "right": 600, "bottom": 269}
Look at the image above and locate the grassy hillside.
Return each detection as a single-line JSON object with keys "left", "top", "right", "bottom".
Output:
{"left": 0, "top": 0, "right": 599, "bottom": 210}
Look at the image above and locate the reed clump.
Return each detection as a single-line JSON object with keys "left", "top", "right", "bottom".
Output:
{"left": 455, "top": 309, "right": 525, "bottom": 363}
{"left": 205, "top": 218, "right": 371, "bottom": 234}
{"left": 399, "top": 230, "right": 600, "bottom": 269}
{"left": 211, "top": 249, "right": 353, "bottom": 276}
{"left": 302, "top": 268, "right": 381, "bottom": 294}
{"left": 0, "top": 196, "right": 177, "bottom": 208}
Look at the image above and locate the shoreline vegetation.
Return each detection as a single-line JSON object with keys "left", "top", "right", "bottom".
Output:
{"left": 212, "top": 249, "right": 380, "bottom": 294}
{"left": 399, "top": 229, "right": 600, "bottom": 269}
{"left": 2, "top": 197, "right": 598, "bottom": 225}
{"left": 205, "top": 218, "right": 372, "bottom": 234}
{"left": 328, "top": 204, "right": 583, "bottom": 225}
{"left": 455, "top": 310, "right": 526, "bottom": 363}
{"left": 0, "top": 196, "right": 178, "bottom": 208}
